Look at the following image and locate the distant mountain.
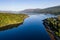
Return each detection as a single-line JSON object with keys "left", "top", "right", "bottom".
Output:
{"left": 40, "top": 6, "right": 60, "bottom": 14}
{"left": 20, "top": 9, "right": 42, "bottom": 13}
{"left": 0, "top": 6, "right": 60, "bottom": 15}
{"left": 20, "top": 6, "right": 60, "bottom": 14}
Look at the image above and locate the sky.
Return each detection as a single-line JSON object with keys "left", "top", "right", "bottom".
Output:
{"left": 0, "top": 0, "right": 60, "bottom": 11}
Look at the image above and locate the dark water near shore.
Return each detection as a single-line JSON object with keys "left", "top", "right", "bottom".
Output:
{"left": 0, "top": 13, "right": 55, "bottom": 40}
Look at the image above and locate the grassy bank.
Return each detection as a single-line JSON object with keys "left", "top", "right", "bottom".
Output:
{"left": 0, "top": 13, "right": 28, "bottom": 31}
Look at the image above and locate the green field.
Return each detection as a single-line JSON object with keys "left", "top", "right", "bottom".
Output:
{"left": 0, "top": 13, "right": 28, "bottom": 28}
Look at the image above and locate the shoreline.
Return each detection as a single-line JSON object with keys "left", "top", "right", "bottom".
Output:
{"left": 0, "top": 13, "right": 29, "bottom": 31}
{"left": 0, "top": 22, "right": 23, "bottom": 31}
{"left": 43, "top": 23, "right": 56, "bottom": 40}
{"left": 45, "top": 26, "right": 56, "bottom": 40}
{"left": 43, "top": 19, "right": 60, "bottom": 40}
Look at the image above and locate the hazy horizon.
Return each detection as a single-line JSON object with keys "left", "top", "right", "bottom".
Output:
{"left": 0, "top": 0, "right": 60, "bottom": 11}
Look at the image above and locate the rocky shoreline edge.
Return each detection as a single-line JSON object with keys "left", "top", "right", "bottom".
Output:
{"left": 0, "top": 22, "right": 23, "bottom": 31}
{"left": 43, "top": 19, "right": 60, "bottom": 40}
{"left": 43, "top": 22, "right": 56, "bottom": 40}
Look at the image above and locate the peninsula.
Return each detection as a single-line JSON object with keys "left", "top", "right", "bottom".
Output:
{"left": 0, "top": 13, "right": 28, "bottom": 31}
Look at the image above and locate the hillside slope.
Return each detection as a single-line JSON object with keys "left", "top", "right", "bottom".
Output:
{"left": 20, "top": 6, "right": 60, "bottom": 14}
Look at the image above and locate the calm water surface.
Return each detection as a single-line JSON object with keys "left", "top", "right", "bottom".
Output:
{"left": 0, "top": 14, "right": 55, "bottom": 40}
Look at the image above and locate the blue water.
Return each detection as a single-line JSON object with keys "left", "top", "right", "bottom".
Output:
{"left": 0, "top": 14, "right": 55, "bottom": 40}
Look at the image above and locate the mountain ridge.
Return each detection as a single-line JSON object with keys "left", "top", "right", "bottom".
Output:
{"left": 20, "top": 5, "right": 60, "bottom": 14}
{"left": 0, "top": 5, "right": 60, "bottom": 14}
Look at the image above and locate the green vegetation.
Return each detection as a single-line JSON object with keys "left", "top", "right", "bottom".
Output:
{"left": 44, "top": 16, "right": 60, "bottom": 38}
{"left": 0, "top": 13, "right": 28, "bottom": 28}
{"left": 47, "top": 18, "right": 60, "bottom": 37}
